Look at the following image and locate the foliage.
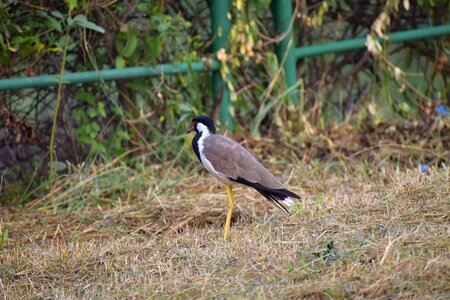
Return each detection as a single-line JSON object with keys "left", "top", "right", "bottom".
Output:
{"left": 0, "top": 0, "right": 448, "bottom": 196}
{"left": 0, "top": 2, "right": 449, "bottom": 297}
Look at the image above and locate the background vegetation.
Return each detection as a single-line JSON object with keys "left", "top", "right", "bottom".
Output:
{"left": 0, "top": 0, "right": 448, "bottom": 193}
{"left": 0, "top": 0, "right": 449, "bottom": 298}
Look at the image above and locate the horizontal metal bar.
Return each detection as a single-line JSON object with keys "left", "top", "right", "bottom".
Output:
{"left": 1, "top": 25, "right": 449, "bottom": 91}
{"left": 296, "top": 24, "right": 450, "bottom": 58}
{"left": 0, "top": 60, "right": 220, "bottom": 91}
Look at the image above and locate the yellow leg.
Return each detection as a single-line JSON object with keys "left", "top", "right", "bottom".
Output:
{"left": 224, "top": 184, "right": 234, "bottom": 240}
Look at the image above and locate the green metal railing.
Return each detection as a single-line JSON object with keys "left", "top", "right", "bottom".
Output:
{"left": 0, "top": 61, "right": 219, "bottom": 90}
{"left": 295, "top": 24, "right": 450, "bottom": 58}
{"left": 1, "top": 0, "right": 449, "bottom": 130}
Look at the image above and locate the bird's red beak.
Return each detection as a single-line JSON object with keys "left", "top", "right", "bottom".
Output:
{"left": 187, "top": 123, "right": 195, "bottom": 133}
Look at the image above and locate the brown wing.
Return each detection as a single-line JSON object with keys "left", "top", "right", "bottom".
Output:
{"left": 202, "top": 135, "right": 285, "bottom": 189}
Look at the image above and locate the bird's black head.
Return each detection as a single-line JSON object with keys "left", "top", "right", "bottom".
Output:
{"left": 187, "top": 116, "right": 216, "bottom": 134}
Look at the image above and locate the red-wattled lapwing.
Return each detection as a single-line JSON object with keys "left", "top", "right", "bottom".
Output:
{"left": 187, "top": 116, "right": 300, "bottom": 240}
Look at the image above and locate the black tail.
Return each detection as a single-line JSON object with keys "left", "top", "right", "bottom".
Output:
{"left": 230, "top": 177, "right": 300, "bottom": 215}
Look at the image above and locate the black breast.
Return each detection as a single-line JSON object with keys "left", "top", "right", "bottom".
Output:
{"left": 192, "top": 132, "right": 202, "bottom": 162}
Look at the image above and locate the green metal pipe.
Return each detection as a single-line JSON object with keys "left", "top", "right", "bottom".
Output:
{"left": 0, "top": 60, "right": 220, "bottom": 91}
{"left": 210, "top": 0, "right": 232, "bottom": 130}
{"left": 271, "top": 0, "right": 297, "bottom": 103}
{"left": 295, "top": 24, "right": 450, "bottom": 58}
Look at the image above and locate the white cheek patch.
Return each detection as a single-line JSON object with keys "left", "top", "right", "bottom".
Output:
{"left": 196, "top": 122, "right": 209, "bottom": 133}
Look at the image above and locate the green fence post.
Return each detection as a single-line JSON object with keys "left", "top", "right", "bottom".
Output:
{"left": 271, "top": 0, "right": 297, "bottom": 103}
{"left": 211, "top": 0, "right": 233, "bottom": 130}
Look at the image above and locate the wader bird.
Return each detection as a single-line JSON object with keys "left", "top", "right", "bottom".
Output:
{"left": 187, "top": 116, "right": 300, "bottom": 240}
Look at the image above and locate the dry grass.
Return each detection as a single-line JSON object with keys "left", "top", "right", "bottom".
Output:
{"left": 1, "top": 136, "right": 449, "bottom": 299}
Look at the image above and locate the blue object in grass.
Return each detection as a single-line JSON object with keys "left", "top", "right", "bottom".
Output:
{"left": 437, "top": 104, "right": 448, "bottom": 116}
{"left": 420, "top": 164, "right": 428, "bottom": 173}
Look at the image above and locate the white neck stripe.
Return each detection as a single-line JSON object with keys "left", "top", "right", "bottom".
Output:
{"left": 196, "top": 123, "right": 210, "bottom": 135}
{"left": 195, "top": 123, "right": 230, "bottom": 183}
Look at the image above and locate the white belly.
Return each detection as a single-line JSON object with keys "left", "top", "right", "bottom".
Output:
{"left": 200, "top": 152, "right": 233, "bottom": 184}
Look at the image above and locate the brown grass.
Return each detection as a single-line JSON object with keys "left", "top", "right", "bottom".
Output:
{"left": 1, "top": 137, "right": 449, "bottom": 299}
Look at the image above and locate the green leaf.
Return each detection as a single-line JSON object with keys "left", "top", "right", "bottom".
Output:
{"left": 52, "top": 11, "right": 64, "bottom": 19}
{"left": 146, "top": 36, "right": 161, "bottom": 58}
{"left": 11, "top": 36, "right": 24, "bottom": 45}
{"left": 115, "top": 56, "right": 126, "bottom": 69}
{"left": 0, "top": 51, "right": 10, "bottom": 65}
{"left": 179, "top": 103, "right": 193, "bottom": 113}
{"left": 257, "top": 0, "right": 271, "bottom": 8}
{"left": 65, "top": 0, "right": 77, "bottom": 13}
{"left": 112, "top": 104, "right": 124, "bottom": 116}
{"left": 46, "top": 17, "right": 62, "bottom": 32}
{"left": 121, "top": 32, "right": 138, "bottom": 58}
{"left": 67, "top": 17, "right": 74, "bottom": 27}
{"left": 116, "top": 129, "right": 130, "bottom": 140}
{"left": 20, "top": 37, "right": 39, "bottom": 59}
{"left": 55, "top": 161, "right": 67, "bottom": 171}
{"left": 97, "top": 102, "right": 106, "bottom": 118}
{"left": 75, "top": 90, "right": 96, "bottom": 105}
{"left": 72, "top": 108, "right": 87, "bottom": 123}
{"left": 87, "top": 107, "right": 97, "bottom": 118}
{"left": 47, "top": 45, "right": 63, "bottom": 53}
{"left": 91, "top": 122, "right": 101, "bottom": 133}
{"left": 136, "top": 3, "right": 150, "bottom": 12}
{"left": 37, "top": 11, "right": 49, "bottom": 17}
{"left": 399, "top": 101, "right": 411, "bottom": 113}
{"left": 72, "top": 14, "right": 105, "bottom": 33}
{"left": 92, "top": 143, "right": 107, "bottom": 154}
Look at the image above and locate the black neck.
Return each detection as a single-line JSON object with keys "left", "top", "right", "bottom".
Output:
{"left": 192, "top": 131, "right": 202, "bottom": 162}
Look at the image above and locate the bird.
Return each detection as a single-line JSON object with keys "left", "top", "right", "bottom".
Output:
{"left": 187, "top": 116, "right": 300, "bottom": 240}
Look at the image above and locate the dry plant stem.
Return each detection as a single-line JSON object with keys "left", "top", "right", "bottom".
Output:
{"left": 380, "top": 55, "right": 433, "bottom": 102}
{"left": 49, "top": 31, "right": 70, "bottom": 187}
{"left": 257, "top": 0, "right": 300, "bottom": 46}
{"left": 224, "top": 184, "right": 234, "bottom": 240}
{"left": 262, "top": 37, "right": 295, "bottom": 104}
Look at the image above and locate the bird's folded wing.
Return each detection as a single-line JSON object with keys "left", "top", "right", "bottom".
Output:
{"left": 203, "top": 135, "right": 285, "bottom": 189}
